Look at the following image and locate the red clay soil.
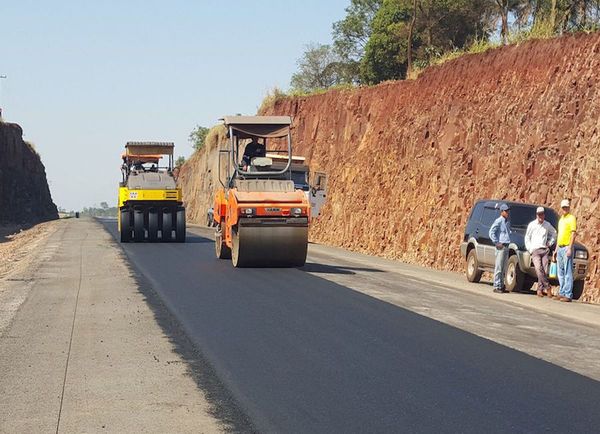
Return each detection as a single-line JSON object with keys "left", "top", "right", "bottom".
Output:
{"left": 260, "top": 32, "right": 600, "bottom": 303}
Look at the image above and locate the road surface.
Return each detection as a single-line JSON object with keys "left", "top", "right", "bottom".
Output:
{"left": 101, "top": 220, "right": 600, "bottom": 433}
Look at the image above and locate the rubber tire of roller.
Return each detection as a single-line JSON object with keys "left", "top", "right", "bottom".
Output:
{"left": 175, "top": 209, "right": 186, "bottom": 243}
{"left": 120, "top": 209, "right": 131, "bottom": 243}
{"left": 148, "top": 210, "right": 159, "bottom": 242}
{"left": 215, "top": 227, "right": 231, "bottom": 259}
{"left": 133, "top": 210, "right": 145, "bottom": 242}
{"left": 162, "top": 210, "right": 173, "bottom": 242}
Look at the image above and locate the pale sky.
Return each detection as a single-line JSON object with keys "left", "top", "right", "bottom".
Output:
{"left": 0, "top": 0, "right": 348, "bottom": 210}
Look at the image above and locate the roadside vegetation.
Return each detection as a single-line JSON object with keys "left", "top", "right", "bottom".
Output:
{"left": 58, "top": 202, "right": 118, "bottom": 218}
{"left": 260, "top": 0, "right": 600, "bottom": 109}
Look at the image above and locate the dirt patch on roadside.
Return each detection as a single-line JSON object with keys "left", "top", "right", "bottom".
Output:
{"left": 0, "top": 220, "right": 60, "bottom": 280}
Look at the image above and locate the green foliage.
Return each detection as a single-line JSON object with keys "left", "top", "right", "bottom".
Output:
{"left": 361, "top": 0, "right": 490, "bottom": 84}
{"left": 175, "top": 156, "right": 186, "bottom": 168}
{"left": 290, "top": 0, "right": 600, "bottom": 88}
{"left": 332, "top": 0, "right": 383, "bottom": 82}
{"left": 189, "top": 125, "right": 209, "bottom": 151}
{"left": 258, "top": 87, "right": 288, "bottom": 113}
{"left": 290, "top": 43, "right": 355, "bottom": 92}
{"left": 360, "top": 0, "right": 411, "bottom": 84}
{"left": 81, "top": 204, "right": 118, "bottom": 217}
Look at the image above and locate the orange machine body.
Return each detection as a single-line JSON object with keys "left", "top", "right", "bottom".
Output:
{"left": 214, "top": 187, "right": 310, "bottom": 249}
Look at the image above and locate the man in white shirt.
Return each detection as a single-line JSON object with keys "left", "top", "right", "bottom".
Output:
{"left": 525, "top": 207, "right": 557, "bottom": 297}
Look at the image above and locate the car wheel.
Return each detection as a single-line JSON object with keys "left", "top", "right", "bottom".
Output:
{"left": 505, "top": 255, "right": 524, "bottom": 292}
{"left": 573, "top": 280, "right": 585, "bottom": 300}
{"left": 466, "top": 249, "right": 483, "bottom": 283}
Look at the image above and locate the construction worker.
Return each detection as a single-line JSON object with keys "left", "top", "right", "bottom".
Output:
{"left": 553, "top": 199, "right": 577, "bottom": 302}
{"left": 489, "top": 203, "right": 511, "bottom": 293}
{"left": 242, "top": 137, "right": 266, "bottom": 167}
{"left": 525, "top": 207, "right": 557, "bottom": 297}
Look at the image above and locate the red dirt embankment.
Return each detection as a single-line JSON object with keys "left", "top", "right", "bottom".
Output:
{"left": 262, "top": 33, "right": 600, "bottom": 302}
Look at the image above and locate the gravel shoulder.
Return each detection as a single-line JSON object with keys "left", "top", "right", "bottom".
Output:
{"left": 0, "top": 218, "right": 223, "bottom": 433}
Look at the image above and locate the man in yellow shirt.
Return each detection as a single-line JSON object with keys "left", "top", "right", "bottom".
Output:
{"left": 554, "top": 199, "right": 577, "bottom": 302}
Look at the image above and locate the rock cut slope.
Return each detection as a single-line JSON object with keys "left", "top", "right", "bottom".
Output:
{"left": 0, "top": 122, "right": 58, "bottom": 224}
{"left": 263, "top": 32, "right": 600, "bottom": 302}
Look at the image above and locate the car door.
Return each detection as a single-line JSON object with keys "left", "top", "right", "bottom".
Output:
{"left": 309, "top": 172, "right": 327, "bottom": 219}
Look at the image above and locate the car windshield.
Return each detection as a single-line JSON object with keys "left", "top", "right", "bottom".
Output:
{"left": 509, "top": 205, "right": 558, "bottom": 229}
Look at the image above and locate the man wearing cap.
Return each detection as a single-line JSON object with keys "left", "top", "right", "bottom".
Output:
{"left": 489, "top": 204, "right": 512, "bottom": 293}
{"left": 525, "top": 207, "right": 557, "bottom": 297}
{"left": 554, "top": 199, "right": 577, "bottom": 302}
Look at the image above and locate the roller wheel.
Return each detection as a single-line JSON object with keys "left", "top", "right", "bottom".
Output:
{"left": 232, "top": 225, "right": 308, "bottom": 268}
{"left": 148, "top": 210, "right": 159, "bottom": 242}
{"left": 215, "top": 226, "right": 231, "bottom": 259}
{"left": 162, "top": 210, "right": 173, "bottom": 242}
{"left": 175, "top": 209, "right": 186, "bottom": 243}
{"left": 133, "top": 210, "right": 145, "bottom": 241}
{"left": 120, "top": 209, "right": 131, "bottom": 243}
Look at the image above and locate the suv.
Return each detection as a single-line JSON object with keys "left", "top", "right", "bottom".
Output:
{"left": 460, "top": 200, "right": 589, "bottom": 298}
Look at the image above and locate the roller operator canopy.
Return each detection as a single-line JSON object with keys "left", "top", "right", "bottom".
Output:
{"left": 125, "top": 141, "right": 174, "bottom": 156}
{"left": 222, "top": 116, "right": 292, "bottom": 139}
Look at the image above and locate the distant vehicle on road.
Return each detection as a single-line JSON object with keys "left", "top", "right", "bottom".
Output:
{"left": 460, "top": 200, "right": 589, "bottom": 298}
{"left": 266, "top": 153, "right": 327, "bottom": 219}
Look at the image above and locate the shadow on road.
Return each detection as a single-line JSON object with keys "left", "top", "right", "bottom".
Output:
{"left": 300, "top": 262, "right": 384, "bottom": 275}
{"left": 184, "top": 235, "right": 213, "bottom": 244}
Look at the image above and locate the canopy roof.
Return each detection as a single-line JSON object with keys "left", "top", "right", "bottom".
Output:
{"left": 121, "top": 153, "right": 163, "bottom": 163}
{"left": 222, "top": 115, "right": 292, "bottom": 139}
{"left": 125, "top": 141, "right": 174, "bottom": 156}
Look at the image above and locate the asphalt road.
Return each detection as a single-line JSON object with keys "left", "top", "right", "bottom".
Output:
{"left": 101, "top": 220, "right": 600, "bottom": 433}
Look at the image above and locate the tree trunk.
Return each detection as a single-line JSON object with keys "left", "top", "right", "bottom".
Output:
{"left": 551, "top": 0, "right": 558, "bottom": 32}
{"left": 501, "top": 7, "right": 509, "bottom": 45}
{"left": 407, "top": 0, "right": 418, "bottom": 76}
{"left": 496, "top": 0, "right": 509, "bottom": 45}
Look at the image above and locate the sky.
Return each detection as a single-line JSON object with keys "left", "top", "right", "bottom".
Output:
{"left": 0, "top": 0, "right": 348, "bottom": 210}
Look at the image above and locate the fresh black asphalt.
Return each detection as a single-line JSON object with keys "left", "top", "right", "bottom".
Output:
{"left": 101, "top": 220, "right": 600, "bottom": 433}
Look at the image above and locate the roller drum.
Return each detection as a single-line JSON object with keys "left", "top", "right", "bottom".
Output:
{"left": 232, "top": 224, "right": 308, "bottom": 268}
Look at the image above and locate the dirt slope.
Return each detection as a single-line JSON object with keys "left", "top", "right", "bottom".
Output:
{"left": 0, "top": 122, "right": 58, "bottom": 224}
{"left": 182, "top": 32, "right": 600, "bottom": 303}
{"left": 177, "top": 126, "right": 228, "bottom": 225}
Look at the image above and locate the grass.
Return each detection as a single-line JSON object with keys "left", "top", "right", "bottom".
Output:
{"left": 407, "top": 38, "right": 500, "bottom": 80}
{"left": 258, "top": 83, "right": 357, "bottom": 113}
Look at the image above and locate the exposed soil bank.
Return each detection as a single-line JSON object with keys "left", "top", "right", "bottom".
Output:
{"left": 262, "top": 33, "right": 600, "bottom": 303}
{"left": 0, "top": 122, "right": 58, "bottom": 224}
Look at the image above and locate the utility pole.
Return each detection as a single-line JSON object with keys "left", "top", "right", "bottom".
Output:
{"left": 0, "top": 75, "right": 6, "bottom": 119}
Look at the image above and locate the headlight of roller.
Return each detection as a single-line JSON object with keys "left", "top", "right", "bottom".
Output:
{"left": 575, "top": 250, "right": 588, "bottom": 260}
{"left": 241, "top": 208, "right": 256, "bottom": 216}
{"left": 291, "top": 207, "right": 302, "bottom": 216}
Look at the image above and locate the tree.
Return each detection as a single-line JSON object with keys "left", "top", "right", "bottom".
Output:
{"left": 360, "top": 0, "right": 412, "bottom": 84}
{"left": 100, "top": 201, "right": 109, "bottom": 210}
{"left": 407, "top": 0, "right": 418, "bottom": 74}
{"left": 175, "top": 156, "right": 186, "bottom": 168}
{"left": 361, "top": 0, "right": 490, "bottom": 84}
{"left": 332, "top": 0, "right": 383, "bottom": 82}
{"left": 189, "top": 126, "right": 209, "bottom": 151}
{"left": 290, "top": 43, "right": 347, "bottom": 92}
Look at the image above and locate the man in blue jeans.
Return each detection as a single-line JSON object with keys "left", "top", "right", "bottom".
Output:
{"left": 489, "top": 204, "right": 512, "bottom": 293}
{"left": 553, "top": 199, "right": 577, "bottom": 302}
